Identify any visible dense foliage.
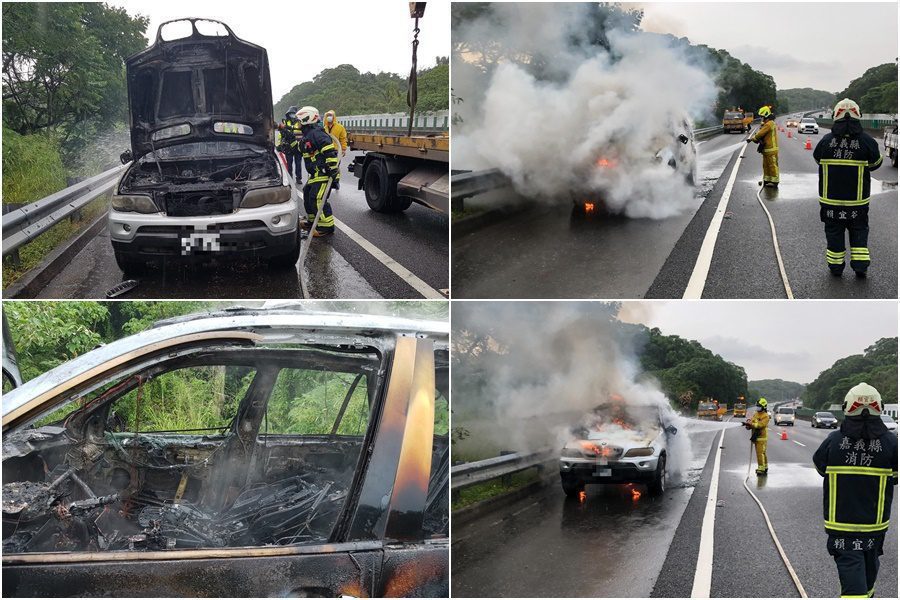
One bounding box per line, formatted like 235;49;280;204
273;59;449;120
803;338;897;409
776;88;836;114
747;379;806;404
1;126;67;204
837;63;898;114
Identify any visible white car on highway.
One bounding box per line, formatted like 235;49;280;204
774;406;796;426
881;414;898;433
798;117;819;135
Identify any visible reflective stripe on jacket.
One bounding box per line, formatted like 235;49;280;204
813;129;882;206
749;409;769;440
752;119;778;153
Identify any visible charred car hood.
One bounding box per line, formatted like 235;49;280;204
125;19;274;158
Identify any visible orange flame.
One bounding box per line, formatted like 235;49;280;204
578;490;586;503
596;158;616;168
584;202;596;213
632;488;642;500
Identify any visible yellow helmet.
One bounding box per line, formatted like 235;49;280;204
758;106;772;118
757;397;768;408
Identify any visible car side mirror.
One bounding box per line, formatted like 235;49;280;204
666;425;678;436
120;149;133;165
678;134;689;145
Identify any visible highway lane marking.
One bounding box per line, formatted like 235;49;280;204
690;428;725;598
511;501;540;517
332;217;446;299
683;135;750;298
792;440;806;447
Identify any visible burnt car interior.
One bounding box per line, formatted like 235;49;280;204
3;344;450;555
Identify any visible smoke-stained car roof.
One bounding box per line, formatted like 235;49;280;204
2;310;447;432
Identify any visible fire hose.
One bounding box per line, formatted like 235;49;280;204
747;128;794;299
742;433;808;597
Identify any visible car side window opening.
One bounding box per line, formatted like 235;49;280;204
2;346;386;555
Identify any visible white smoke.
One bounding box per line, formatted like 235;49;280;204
453;3;718;219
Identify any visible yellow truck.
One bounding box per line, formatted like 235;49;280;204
733;402;747;417
697;401;719;420
723;110;753;134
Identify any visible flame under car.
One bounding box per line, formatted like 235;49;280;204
559;403;677;498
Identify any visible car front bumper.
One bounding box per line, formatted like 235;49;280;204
109;202;299;259
559;456;660;484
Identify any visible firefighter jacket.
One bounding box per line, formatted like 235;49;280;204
813;416;898;537
323;111;348;153
300;124;339;179
749;409;769;440
751;119;778;153
813;119;883;207
278;117;301;152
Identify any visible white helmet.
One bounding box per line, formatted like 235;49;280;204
842;382;882;417
833;98;861;121
296;106;320;126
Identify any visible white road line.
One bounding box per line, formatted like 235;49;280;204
792;440;806;447
332;217;446;299
512;501;539;517
690;428;726;598
683;139;750;298
490;519;503;527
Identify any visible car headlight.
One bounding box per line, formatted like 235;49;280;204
561;447;581;458
240;185;291;208
623;447;655;457
111;194;158;213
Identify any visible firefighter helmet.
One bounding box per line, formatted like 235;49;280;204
833;98;862;121
285;105;298;119
757;398;768;408
758;106;772;118
296;106;320;126
842;382;882;417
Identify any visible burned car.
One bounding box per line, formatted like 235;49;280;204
559;402;677;498
110;19;299;275
2;308;449;597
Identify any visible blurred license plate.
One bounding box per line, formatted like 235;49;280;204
594;468;612;477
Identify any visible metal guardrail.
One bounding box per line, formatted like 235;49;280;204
693;125;724;139
450;449;555;492
2;165;126;257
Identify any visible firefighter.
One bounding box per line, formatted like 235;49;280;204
747;106;779;187
323;110;348;190
296;106;339;237
742;397;770;475
813;98;883;278
813;383;897;599
276;106;304;183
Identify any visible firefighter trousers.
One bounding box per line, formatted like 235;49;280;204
828;535;883;597
762;150;779;184
822;208;869;273
754;438;767;473
286;150;304;182
303;176;335;232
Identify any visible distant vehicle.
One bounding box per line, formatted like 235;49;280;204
884;124;898;168
697;401;721;421
723;110;752;133
812;411;838;429
786;118;799;128
774;406;796;426
733;403;747;418
798;117;819;135
881;414;898;433
559;403;678;498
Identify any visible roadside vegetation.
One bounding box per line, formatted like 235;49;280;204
837;63;898;114
803;337;897;410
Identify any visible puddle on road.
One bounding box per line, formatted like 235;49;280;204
740;172;898;200
724;462;823;488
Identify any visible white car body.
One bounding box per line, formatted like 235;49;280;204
798;118;819;134
774;407;796;426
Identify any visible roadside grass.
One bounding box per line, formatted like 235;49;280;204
2;126;67;204
452;468;542;511
2;196;108;288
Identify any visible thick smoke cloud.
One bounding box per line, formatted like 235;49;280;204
453;3;718;219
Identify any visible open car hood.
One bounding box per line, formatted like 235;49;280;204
125;19;274;158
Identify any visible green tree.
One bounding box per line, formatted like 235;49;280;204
776;88;836;113
837;63;898;113
803;338;898;409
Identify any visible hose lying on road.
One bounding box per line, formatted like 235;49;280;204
755;183;794;299
743;441;808;597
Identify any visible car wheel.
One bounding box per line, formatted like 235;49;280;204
114;251;147;276
268;233;301;270
648;455;666;497
561;475;585;498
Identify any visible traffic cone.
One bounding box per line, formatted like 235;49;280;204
787;130;792;139
805;138;812;150
781;429;788;440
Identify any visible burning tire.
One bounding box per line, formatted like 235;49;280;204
647;454;666;497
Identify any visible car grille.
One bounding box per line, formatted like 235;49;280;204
138;221;266;234
579;445;623;459
165;191;235;217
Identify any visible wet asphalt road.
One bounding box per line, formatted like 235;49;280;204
451;423;721;597
28;151;448;299
452;121;897;299
452;415;898;597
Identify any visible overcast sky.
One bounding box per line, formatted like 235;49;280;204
633;1;897;92
618;301;898;382
112;0;450;102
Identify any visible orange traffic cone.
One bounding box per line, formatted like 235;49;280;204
787;130;792;139
781;429;788;440
805;138;812;150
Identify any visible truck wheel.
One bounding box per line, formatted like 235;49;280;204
891;149;897;168
114;251;147;276
648;455;666;497
364;159;407;213
268;233;300;270
561;476;585;498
